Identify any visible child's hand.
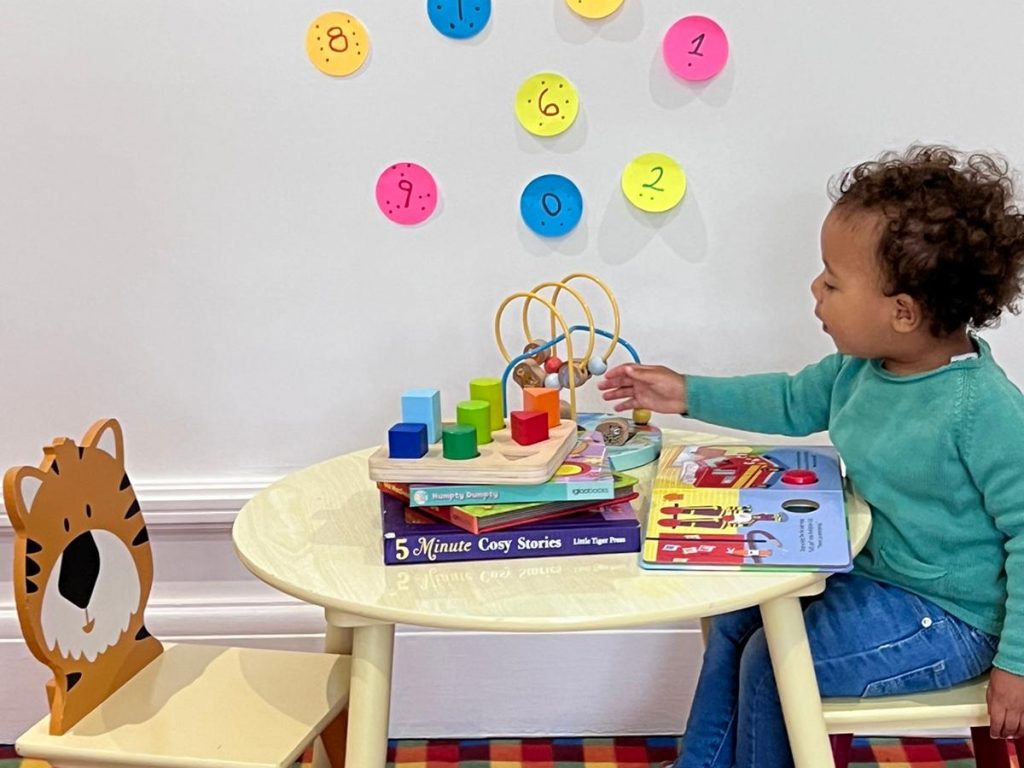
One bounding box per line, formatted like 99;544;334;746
597;363;687;415
988;667;1024;738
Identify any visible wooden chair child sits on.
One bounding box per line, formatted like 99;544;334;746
4;418;350;768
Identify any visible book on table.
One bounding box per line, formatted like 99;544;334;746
403;430;615;507
380;491;642;565
378;471;638;534
641;444;852;572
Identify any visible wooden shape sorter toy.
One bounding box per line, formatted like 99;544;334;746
368;419;579;484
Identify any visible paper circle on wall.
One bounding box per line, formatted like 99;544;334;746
427;0;491;38
621;153;686;213
566;0;624;20
306;11;371;77
376;163;438;225
520;174;583;237
662;15;728;82
515;73;579;137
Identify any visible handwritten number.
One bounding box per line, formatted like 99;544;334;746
327;26;349;52
398;180;413;208
537;88;560;117
642;166;665;192
542;193;562;217
689;33;705;56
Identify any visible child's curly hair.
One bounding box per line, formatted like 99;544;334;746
830;145;1024;336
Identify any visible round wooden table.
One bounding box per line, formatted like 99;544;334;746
233;430;872;768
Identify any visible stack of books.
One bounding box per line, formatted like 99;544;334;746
377;431;643;564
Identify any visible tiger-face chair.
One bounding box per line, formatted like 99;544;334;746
4;418;162;735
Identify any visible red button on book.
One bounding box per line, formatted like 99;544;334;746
781;469;817;485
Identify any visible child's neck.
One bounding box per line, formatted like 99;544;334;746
882;328;975;375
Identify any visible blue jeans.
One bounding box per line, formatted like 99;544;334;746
676;573;999;768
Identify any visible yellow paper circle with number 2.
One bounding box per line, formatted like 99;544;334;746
621;152;686;213
306;11;371;77
515;73;579;137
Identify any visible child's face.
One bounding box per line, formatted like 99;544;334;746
811;207;901;358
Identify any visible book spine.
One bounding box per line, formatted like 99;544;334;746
383;522;640;565
408;478;614;507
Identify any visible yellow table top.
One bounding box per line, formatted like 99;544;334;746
232;430;872;631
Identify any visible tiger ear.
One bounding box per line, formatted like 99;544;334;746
81;418;125;467
3;466;48;530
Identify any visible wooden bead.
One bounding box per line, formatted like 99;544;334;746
633;408;652;426
587;358;608;375
595;417;631;447
524;339;551;364
544;356;562;374
512;360;546;389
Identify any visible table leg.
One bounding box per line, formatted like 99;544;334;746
759;593;833;768
345;623;396;768
313;624;356;767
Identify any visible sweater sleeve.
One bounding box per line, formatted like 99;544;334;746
684;354;844;436
962;378;1024;675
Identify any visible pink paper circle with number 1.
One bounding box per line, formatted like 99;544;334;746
663;15;728;82
376;162;438;225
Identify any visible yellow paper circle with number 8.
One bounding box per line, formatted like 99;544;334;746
621;152;686;213
306;11;371;77
515;73;580;137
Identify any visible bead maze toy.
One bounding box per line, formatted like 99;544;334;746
367;273;661;485
494;272;662;471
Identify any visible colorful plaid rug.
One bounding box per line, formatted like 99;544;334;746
0;736;1015;766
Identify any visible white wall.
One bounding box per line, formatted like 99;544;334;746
2;0;1023;739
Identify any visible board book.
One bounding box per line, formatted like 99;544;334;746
403;431;614;507
379;471;638;534
381;492;641;565
641;444;851;572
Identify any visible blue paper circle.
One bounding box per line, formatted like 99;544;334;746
520;175;583;238
427;0;491;39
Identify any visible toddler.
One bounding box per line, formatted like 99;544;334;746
599;146;1024;767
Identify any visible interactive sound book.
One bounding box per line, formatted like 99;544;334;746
642;444;851;572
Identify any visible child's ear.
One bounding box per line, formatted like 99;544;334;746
890;294;923;334
3;466;48;531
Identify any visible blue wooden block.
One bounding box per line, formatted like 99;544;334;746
388;423;429;459
401;388;442;443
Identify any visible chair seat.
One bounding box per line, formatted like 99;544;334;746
17;643;351;768
823;675;990;733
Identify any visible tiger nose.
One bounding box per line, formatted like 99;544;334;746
59;531;101;610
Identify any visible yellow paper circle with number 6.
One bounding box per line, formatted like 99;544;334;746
515;72;579;137
566;0;624;19
306;11;371;77
621;152;686;213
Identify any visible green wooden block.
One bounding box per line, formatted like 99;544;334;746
456;399;492;445
442;424;479;460
470;377;505;430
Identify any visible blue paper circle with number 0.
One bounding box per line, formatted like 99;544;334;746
427;0;491;39
520;174;583;238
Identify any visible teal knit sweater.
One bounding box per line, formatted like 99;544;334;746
685;337;1024;674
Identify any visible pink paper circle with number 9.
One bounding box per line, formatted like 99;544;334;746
663;15;728;82
376;162;438;225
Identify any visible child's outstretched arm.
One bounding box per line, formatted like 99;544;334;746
600;355;844;437
597;364;686;414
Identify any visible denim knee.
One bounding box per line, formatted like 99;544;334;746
708;606;763;647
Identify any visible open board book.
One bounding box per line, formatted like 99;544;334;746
641;444;852;572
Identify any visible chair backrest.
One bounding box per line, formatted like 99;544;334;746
3;418;164;735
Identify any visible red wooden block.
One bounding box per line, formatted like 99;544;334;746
510;410;549;446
